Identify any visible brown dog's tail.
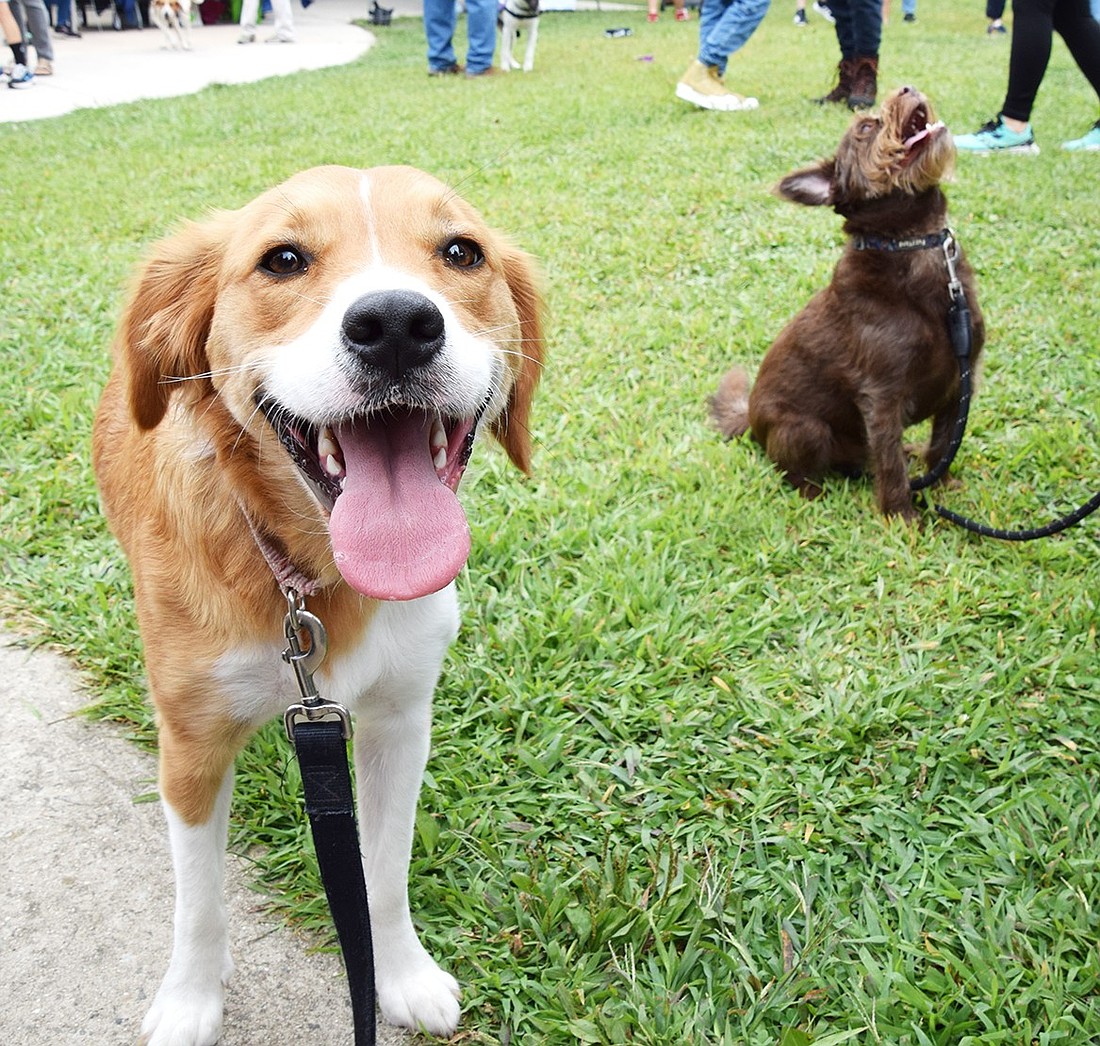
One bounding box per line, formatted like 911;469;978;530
709;367;751;440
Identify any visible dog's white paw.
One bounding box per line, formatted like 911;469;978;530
377;950;461;1037
139;955;233;1046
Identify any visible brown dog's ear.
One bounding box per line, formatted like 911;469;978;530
118;216;226;430
775;160;836;207
490;243;545;474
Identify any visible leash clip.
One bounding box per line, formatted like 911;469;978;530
942;230;963;300
281;589;352;741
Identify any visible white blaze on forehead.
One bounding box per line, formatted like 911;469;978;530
360;171;382;267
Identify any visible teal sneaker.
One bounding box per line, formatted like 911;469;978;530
1062;119;1100;152
954;116;1039;155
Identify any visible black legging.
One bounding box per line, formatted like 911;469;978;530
1001;0;1100;121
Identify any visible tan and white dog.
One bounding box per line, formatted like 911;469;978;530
149;0;202;50
499;0;540;72
92;165;543;1045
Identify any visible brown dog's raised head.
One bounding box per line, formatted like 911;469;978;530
776;86;953;210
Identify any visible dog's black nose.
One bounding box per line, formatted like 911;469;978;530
341;290;446;378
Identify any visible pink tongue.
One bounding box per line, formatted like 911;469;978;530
329;412;471;601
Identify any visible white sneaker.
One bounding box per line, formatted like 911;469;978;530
7;63;34;89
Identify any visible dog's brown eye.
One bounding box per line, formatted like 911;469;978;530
260;246;309;277
442;238;484;270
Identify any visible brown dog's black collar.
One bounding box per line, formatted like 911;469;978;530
852;229;951;252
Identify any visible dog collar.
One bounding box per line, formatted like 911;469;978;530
852;229;951;252
503;3;539;16
239;503;325;597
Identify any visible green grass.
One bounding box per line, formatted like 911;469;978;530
3;2;1099;1041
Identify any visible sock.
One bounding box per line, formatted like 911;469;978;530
10;41;27;66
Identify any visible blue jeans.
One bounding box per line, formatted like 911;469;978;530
697;0;770;75
424;0;497;74
902;0;916;14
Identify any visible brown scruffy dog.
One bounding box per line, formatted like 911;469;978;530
710;86;985;519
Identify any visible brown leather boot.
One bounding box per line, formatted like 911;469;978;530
847;55;878;110
814;58;855;105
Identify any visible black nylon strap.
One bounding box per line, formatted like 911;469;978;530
853;229;951;252
294;720;376;1046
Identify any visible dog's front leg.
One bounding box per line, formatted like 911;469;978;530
141;768;235;1046
353;595;462;1036
863;399;918;519
499;17;513;71
523;21;538;71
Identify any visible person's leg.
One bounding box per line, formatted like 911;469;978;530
677;0;762;109
423;0;458;71
2;0;34;83
1001;0;1054;123
697;0;769;76
848;0;881;55
238;0;259;41
464;0;497;73
829;0;854;56
954;0;1046;151
20;0;54;61
1052;0;1100;98
1;0;27;56
268;0;294;41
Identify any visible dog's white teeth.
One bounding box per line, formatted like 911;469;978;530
430;418;448;453
318;426;339;460
324;454;343;478
433;447;448;471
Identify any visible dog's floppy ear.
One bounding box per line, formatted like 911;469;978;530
491;243;545;474
775;160;836;207
117;216;227;430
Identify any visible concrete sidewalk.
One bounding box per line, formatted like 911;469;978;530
0;0;413;123
0;631;412;1045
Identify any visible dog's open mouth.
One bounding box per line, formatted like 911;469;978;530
900;102;945;163
257;398;479;601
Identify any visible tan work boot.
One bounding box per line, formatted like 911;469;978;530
676;59;759;112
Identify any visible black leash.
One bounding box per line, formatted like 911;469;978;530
934;489;1100;541
904;231;974;494
881;232;1100;541
282;591;377;1046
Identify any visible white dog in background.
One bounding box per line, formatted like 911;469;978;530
150;0;202;49
499;0;540;72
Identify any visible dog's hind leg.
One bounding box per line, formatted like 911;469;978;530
763;419;834;499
